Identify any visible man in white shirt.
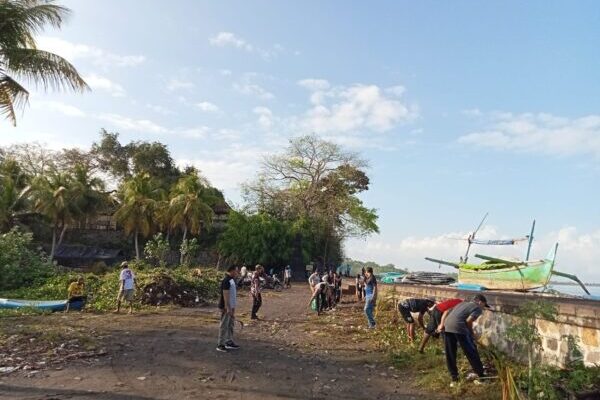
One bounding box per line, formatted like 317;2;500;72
116;261;137;314
308;271;321;294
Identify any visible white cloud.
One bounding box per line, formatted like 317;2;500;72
84;74;126;97
195;101;220;113
177;126;210;139
146;104;175;115
220;69;232;76
34;100;86;117
167;79;195;91
297;78;330;91
385;85;406;97
209;32;253;52
97;113;167;134
458;112;600;157
253;106;273;129
233;82;274;100
300;83;418;134
37;37;145;68
347;226;600;282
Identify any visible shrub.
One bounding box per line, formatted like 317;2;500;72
0;228;55;291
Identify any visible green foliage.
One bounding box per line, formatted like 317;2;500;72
218;210;293;268
180;238;200;267
0;264;221;312
0;0;88;125
344;258;405;276
144;233;169;267
0;228;54;291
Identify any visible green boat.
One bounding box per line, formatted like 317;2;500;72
427;243;590;294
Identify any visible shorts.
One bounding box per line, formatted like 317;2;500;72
398;302;415;323
425;307;442;337
119;289;135;302
68;295;86;303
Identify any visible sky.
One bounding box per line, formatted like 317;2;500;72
3;1;600;281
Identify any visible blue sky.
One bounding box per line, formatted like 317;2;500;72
3;1;600;280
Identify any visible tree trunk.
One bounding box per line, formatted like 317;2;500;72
216;253;221;270
49;223;57;261
57;224;68;249
180;226;188;264
135;229;140;260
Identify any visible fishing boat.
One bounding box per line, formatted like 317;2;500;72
0;298;84;312
425;216;591;294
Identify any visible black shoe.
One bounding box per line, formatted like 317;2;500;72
251;316;259;320
216;345;228;353
225;342;240;350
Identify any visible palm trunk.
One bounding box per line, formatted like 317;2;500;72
57;224;68;249
135;229;140;260
49;222;58;260
180;226;188;264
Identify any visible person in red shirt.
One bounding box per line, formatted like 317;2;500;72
419;298;463;353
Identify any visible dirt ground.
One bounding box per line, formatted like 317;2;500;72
0;286;448;400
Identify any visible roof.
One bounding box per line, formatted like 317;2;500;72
54;245;124;260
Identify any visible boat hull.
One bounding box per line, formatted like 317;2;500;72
0;298;84;312
458;260;553;291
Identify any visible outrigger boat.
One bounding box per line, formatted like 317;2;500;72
425;216;591;294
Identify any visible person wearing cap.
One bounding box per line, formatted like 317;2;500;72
65;275;86;312
115;261;137;314
397;297;436;342
418;298;463;353
442;294;490;385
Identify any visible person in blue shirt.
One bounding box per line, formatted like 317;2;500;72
363;267;378;328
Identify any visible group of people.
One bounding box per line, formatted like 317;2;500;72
367;284;491;385
65;261;138;313
307;269;343;315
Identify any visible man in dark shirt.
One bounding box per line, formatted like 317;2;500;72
419;298;463;353
217;266;239;353
397;297;435;342
443;294;490;385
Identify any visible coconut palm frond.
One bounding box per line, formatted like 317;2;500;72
0;73;28;125
2;48;88;92
0;1;70;49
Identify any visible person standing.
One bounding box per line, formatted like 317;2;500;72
116;262;136;314
363;267;377;329
250;265;264;320
397;297;436;342
333;271;342;304
284;265;292;288
217;265;240;353
355;274;364;302
65;275;86;312
419;298;463;353
308;270;321;294
443;294;490;385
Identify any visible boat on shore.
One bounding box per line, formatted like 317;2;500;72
0;298;84;312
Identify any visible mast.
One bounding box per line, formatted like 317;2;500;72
525;219;535;261
464;212;488;263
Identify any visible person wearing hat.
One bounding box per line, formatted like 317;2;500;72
442;294;491;386
397;297;436;342
115;261;137;314
65;275;86;312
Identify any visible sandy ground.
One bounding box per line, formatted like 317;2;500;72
0;286;448;400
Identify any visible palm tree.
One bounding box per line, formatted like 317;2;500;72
114;173;164;260
169;174;215;264
0;157;30;231
70;163;108;228
1;0;88;125
30;170;76;260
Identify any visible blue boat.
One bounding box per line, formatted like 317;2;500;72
0;298;84;312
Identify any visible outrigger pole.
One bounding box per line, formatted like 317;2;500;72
464;212;488;263
525;220;536;261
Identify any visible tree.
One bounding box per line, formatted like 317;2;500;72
243;135;379;270
114;173;164;260
0;0;88;125
69;163;108;228
30;170;77;260
168;173;215;263
0;157;30;231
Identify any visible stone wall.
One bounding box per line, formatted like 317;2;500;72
377;283;600;367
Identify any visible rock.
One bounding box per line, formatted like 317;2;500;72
136;376;146;381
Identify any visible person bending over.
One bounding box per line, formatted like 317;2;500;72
397;297;435;342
